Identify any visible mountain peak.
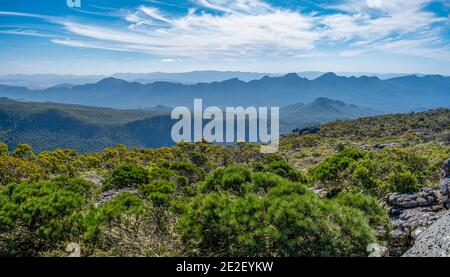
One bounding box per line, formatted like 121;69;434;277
313;97;335;104
316;72;338;80
97;77;129;85
221;77;243;84
283;73;301;79
309;97;349;109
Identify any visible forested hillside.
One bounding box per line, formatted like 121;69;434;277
0;97;376;152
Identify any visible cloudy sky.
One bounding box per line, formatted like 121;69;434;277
0;0;449;75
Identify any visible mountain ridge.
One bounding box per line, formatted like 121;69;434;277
1;72;449;112
0;97;378;152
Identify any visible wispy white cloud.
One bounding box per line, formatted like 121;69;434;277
51;38;137;53
1;0;449;62
139;6;171;23
0;29;57;38
195;0;273;14
162;58;182;62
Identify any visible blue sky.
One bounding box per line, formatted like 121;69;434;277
0;0;449;75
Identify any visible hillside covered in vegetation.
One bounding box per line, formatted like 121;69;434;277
0;108;449;257
0;97;377;152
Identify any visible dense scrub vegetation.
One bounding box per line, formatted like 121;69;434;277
0;108;448;257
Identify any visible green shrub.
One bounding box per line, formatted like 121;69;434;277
266;182;307;198
0;142;7;156
265;160;306;182
179;192;376;257
0;155;45;186
331;193;389;226
252;172;307;196
293;134;320;148
0;177;93;256
84;193;144;242
252;172;288;192
178;193;271;256
387;171;419;193
348;149;432;195
104;164;150;191
352;164;378;191
189;152;208;167
159;161;205;183
12;144;34;159
139;180;176;208
202;166;252;193
310;149;366;182
267;195;376;257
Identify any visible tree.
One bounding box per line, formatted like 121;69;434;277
12;144;34;160
0;177;93;256
0;142;8;156
104;164;151;191
0;155;45;186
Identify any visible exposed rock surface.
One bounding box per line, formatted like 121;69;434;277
441;134;450;146
309;186;327;198
403;211;450;257
383;188;446;255
441;159;450;208
385;158;450;256
367;243;389;257
373;143;400;151
80;171;104;186
293;126;320;135
385;188;443;211
95;188;139;207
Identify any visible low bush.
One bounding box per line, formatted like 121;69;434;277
0;177;93;256
178;192;377;257
104;164;150;191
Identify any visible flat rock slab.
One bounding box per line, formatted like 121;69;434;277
403;211;450;257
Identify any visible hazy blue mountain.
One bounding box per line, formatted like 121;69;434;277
111;71;279;84
1;71;438;90
0;74;105;89
280;97;379;132
0;71;278;89
1;72;449;112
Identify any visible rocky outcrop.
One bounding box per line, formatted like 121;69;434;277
440;159;450;209
385;158;450;256
441;134;450;146
95;188;139;207
373;143;400;151
80;171;104;187
293;126;320;135
403;211;450;257
383;188;446;255
385;188;443;212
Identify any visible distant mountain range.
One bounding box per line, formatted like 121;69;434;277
0;71;435;89
1;73;449;112
0;97;376;152
0;71;279;89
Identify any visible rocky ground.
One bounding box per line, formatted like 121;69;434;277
95;188;140;207
383;158;450;256
403;211;450;257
